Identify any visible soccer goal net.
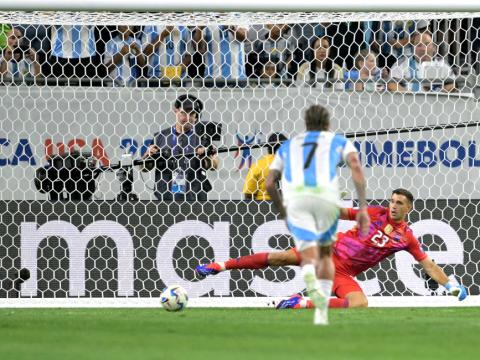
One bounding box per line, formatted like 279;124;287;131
0;2;479;307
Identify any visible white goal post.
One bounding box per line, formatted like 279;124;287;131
0;1;479;308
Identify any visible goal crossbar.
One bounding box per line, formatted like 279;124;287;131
1;0;480;13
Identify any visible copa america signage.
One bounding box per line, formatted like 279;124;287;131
10;201;469;298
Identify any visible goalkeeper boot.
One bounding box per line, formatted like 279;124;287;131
196;263;222;277
276;294;303;309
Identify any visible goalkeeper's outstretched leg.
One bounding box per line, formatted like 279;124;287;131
195;248;368;309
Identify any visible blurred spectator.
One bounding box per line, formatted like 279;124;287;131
104;26;146;86
291;23;326;52
15;25;49;54
196;25;248;80
142;25;192;80
243;132;287;200
255;56;285;88
0;28;41;81
5;27;23;49
252;24;296;79
290;23;326;72
260;58;279;79
388;32;455;92
327;22;364;69
244;25;269;77
370;20;429;69
471;18;480;75
345;49;385;92
296;36;343;88
50;25;100;79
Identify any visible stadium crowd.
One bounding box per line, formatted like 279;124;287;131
0;20;478;92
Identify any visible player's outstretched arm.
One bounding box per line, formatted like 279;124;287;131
419;257;468;301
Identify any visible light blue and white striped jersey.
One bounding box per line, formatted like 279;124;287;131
142;26;191;78
203;26;247;79
0;56;31;80
51;25;96;59
104;36;142;87
270;131;357;202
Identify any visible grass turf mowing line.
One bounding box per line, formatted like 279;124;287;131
0;308;478;360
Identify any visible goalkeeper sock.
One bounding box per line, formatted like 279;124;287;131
224;252;269;270
329;298;349;308
302;298;349;309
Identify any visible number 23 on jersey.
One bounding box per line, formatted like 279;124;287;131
370;230;390;247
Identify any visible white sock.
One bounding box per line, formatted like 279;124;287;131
317;279;333;302
301;264;317;291
217;262;226;271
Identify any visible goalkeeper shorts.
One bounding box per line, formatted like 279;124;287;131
332;271;364;298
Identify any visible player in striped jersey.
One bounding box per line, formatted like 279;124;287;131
0;28;41;80
51;25;96;60
197;26;248;80
267;104;369;325
104;26;146;86
142;26;192;80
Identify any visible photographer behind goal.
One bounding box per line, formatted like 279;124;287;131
141;94;219;201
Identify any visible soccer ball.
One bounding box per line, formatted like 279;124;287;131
160;285;189;311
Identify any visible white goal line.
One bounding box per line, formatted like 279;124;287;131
0;296;479;308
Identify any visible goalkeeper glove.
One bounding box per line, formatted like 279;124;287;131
444;282;468;301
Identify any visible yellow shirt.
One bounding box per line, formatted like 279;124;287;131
242;154;274;201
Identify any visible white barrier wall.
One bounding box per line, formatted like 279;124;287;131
1;86;479;200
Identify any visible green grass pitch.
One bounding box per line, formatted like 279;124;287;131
0;307;478;360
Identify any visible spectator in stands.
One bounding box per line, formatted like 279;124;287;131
104;25;146;86
296;36;343;89
195;25;248;81
254;55;285;88
243;132;287;200
244;25;269;77
388;32;455;92
345;49;385;92
0;28;41;81
253;24;296;79
14;24;49;75
290;23;327;77
374;20;429;69
49;25;100;80
330;22;365;69
5;27;22;49
142;25;193;81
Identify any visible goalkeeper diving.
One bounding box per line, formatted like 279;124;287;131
196;188;468;308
